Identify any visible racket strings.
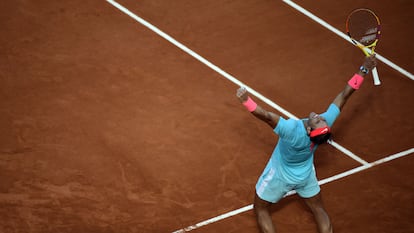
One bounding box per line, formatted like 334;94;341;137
347;10;380;46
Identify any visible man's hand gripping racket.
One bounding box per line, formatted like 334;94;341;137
346;8;381;85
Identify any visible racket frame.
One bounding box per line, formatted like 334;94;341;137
346;8;381;85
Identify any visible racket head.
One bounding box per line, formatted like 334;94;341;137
346;8;381;48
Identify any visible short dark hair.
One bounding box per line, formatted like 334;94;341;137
310;132;332;145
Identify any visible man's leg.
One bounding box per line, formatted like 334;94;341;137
303;192;333;233
253;193;276;233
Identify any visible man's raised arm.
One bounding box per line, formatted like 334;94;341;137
332;55;377;111
236;87;280;129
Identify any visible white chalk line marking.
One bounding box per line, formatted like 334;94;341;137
105;0;368;165
282;0;414;81
328;140;368;165
104;1;413;232
172;148;414;233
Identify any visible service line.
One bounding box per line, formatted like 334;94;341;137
104;1;414;232
172;147;414;232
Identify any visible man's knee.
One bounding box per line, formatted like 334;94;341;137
254;193;271;206
254;194;272;214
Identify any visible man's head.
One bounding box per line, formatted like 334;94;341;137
307;112;331;144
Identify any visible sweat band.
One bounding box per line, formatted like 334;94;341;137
310;126;330;138
243;96;257;112
348;73;364;90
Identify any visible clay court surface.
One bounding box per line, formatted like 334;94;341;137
1;0;413;232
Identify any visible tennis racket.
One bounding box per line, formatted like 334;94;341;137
346;8;381;85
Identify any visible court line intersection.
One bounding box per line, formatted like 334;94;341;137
105;1;414;232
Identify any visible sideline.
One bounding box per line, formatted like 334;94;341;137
282;0;414;81
104;1;414;232
105;0;368;165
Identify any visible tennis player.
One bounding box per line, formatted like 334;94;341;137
237;55;376;233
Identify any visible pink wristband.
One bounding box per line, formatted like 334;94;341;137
243;96;258;112
348;73;364;89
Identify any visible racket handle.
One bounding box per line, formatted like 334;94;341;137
372;67;381;86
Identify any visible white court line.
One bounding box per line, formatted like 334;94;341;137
172;148;414;232
328;140;368;165
282;0;414;81
104;1;413;232
105;0;369;165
